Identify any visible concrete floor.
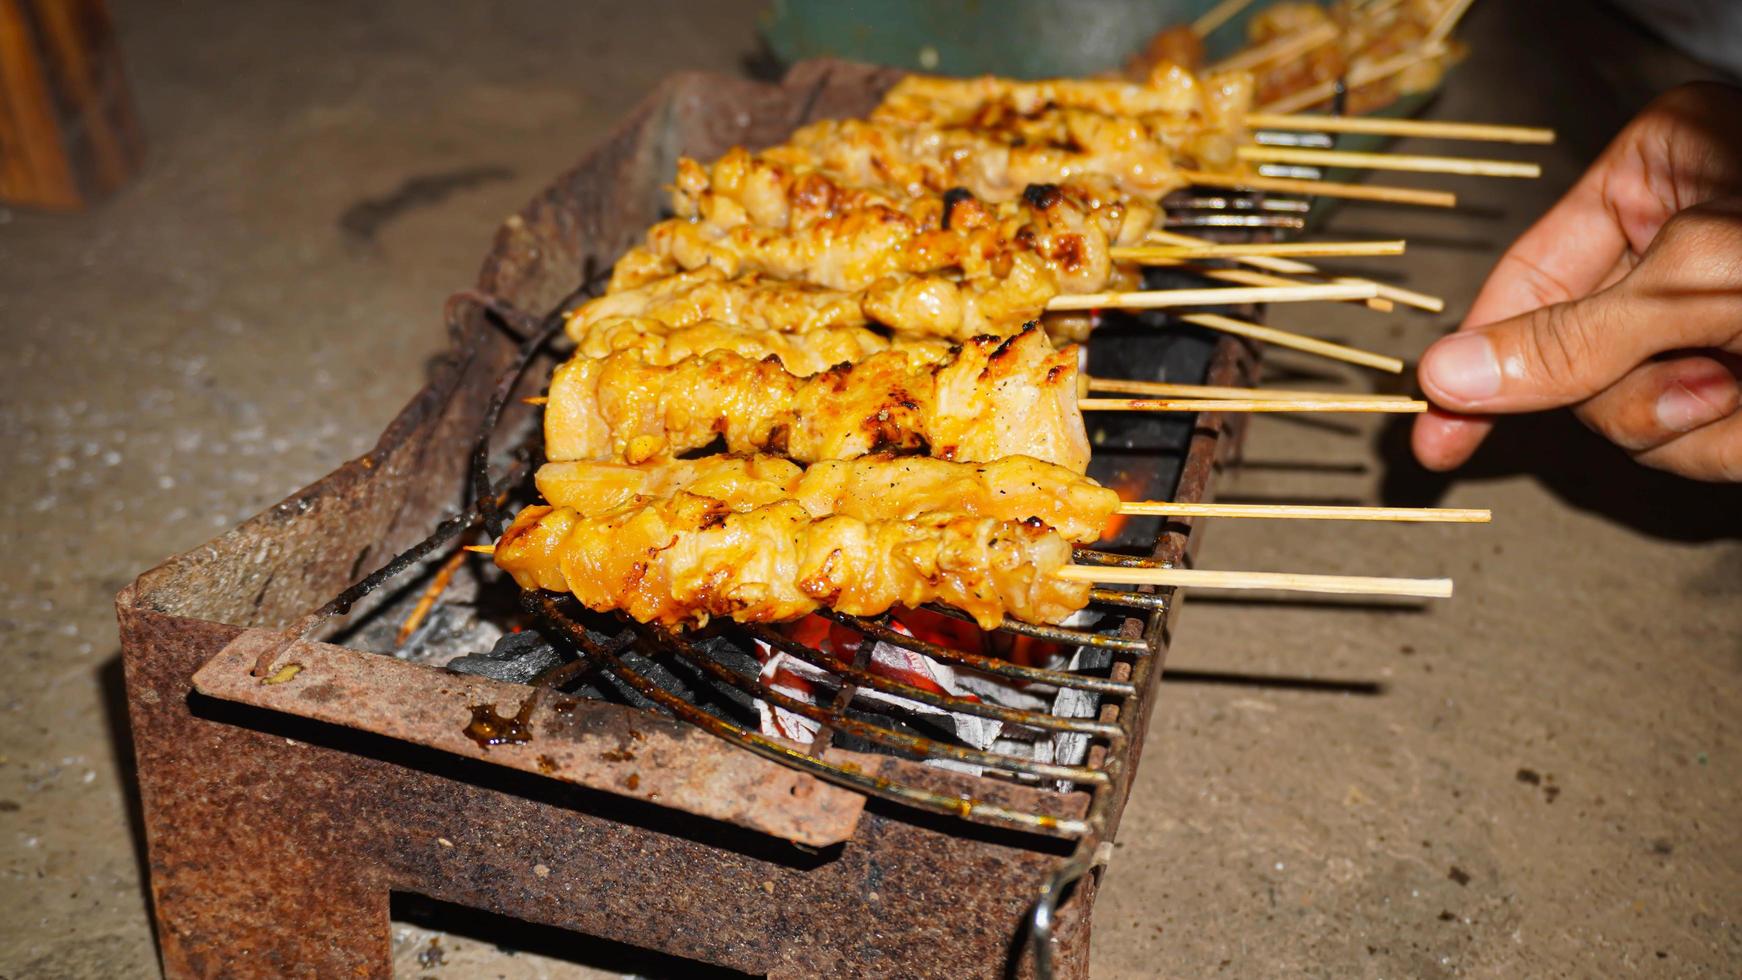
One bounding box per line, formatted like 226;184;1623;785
0;1;1736;977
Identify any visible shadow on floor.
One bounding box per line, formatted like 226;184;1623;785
1375;410;1742;543
97;652;160;962
393;892;756;979
1161;668;1385;696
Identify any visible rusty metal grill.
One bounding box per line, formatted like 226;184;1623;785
121;62;1305;979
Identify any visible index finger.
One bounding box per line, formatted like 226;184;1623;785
1463;172;1631;330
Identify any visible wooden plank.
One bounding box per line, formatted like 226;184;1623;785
0;0;80;208
0;0;141;209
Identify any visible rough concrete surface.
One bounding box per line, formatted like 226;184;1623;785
0;2;1736;978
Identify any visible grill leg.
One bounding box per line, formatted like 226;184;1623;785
151;854;390;979
120;614;394;978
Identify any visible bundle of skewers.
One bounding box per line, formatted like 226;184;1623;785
1131;0;1482;116
469;45;1550;643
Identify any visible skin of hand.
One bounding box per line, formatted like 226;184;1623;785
1412;82;1742;482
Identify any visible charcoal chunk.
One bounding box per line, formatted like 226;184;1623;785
446;629;564;684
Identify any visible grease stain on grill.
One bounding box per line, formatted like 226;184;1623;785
463;700;535;748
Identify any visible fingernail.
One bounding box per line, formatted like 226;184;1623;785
1424;332;1502;401
1655;381;1728;433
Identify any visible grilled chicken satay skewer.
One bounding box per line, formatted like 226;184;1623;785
541;326;1422;473
870;71;1544;183
480;498;1450;633
655;159;1422;364
673;143;1415;297
488;500;1091;629
674;142;1425;315
865;93;1528;203
580;267;1405;373
567;313;1407;403
628;176;1159;296
530;378;1419;427
676;143;1415;316
786;109;1456;208
531;453;1491;532
545;325;1093;471
676;143;1411;264
1163;0;1485;117
618;186;1397;349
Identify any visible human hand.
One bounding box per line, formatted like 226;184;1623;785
1412;82;1742;482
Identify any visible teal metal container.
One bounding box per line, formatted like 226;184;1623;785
761;0;1265;79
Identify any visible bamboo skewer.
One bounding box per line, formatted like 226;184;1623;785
1246;112;1555;145
1107;261;1396;313
1259;43;1449;115
395;548;469;646
1110;239;1406;262
1047;281;1377;311
1209;21;1339;74
530;392;1424;413
1327;276;1443;315
1196;267;1393;312
1237;144;1542;179
462;545;1452;599
1083;377;1415;402
1191;0;1257;38
524;394;1427;412
1181;169;1458;208
1144;228;1444;313
1079;396;1424;414
1178;312;1405;374
1056;564;1453;599
530;380;1415;408
1423;0;1477;48
519;393;1414;416
466;496;1486;534
524;393;1421;414
1116;501;1490;523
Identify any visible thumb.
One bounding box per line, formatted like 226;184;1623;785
1419;203;1742;414
1416;293;1630;413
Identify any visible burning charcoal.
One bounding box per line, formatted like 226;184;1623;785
749;622;1005;754
445;629;564;684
